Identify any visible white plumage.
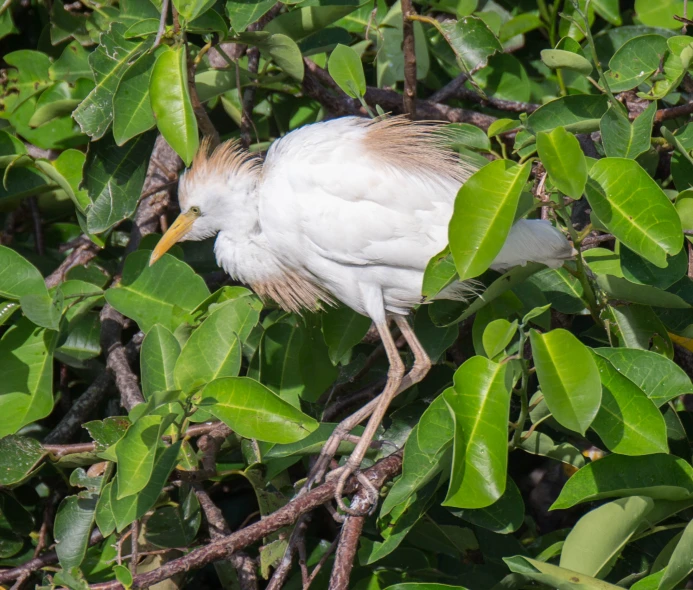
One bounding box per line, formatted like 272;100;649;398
151;116;573;513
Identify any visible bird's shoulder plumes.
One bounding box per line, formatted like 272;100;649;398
361;116;476;184
251;270;335;315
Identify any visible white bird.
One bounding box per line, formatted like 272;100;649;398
150;116;573;514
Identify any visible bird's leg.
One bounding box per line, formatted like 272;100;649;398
302;316;432;515
331;319;405;515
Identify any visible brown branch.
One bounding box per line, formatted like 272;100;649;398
100;305;144;411
153;0;169;47
89;452;403;590
0;530;104;584
428;73;467;103
400;0;417;118
265;515;310;590
655;101;693;122
302;60;497;130
241;46;260;148
328;493;369;590
45;238;100;289
130;521;140;576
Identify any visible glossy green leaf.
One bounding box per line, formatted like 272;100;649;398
610;304;673;354
443;357;510;509
603;34;668;91
328;43;366;98
105;251;210;333
175;304;246;393
73;24;149;139
259;322;305;406
593;347;692;406
85;131;156;234
552;453;693;509
597;274;690;309
528;267;585;314
54;493;98;570
0;319;57;438
540;49;592;75
504;556;625;590
527;95;609;134
265;0;362;41
586;158;683;267
600;102;656;159
321;305;371;364
482;318;517;359
0;245;48;301
0;435;45;486
263;34;304;81
438;16;502;74
145;483;201;548
226;0;277;33
536;126;587;198
658;519;693;590
109;442;181;532
113;50;159;146
173;0;216;21
620;244;687;290
530;329;601;435
4;50;52;110
381;393;453;517
452;478;524;534
518;431;584;468
561;496;653;578
591;354;668;455
141;325;181;399
634;0;684;29
150;46;199;166
115;415;162;499
422;247;457;299
449;160;531;280
199;377;319;443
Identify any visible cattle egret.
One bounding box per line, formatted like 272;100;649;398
150;116;573;514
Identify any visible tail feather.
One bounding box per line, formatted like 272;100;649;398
490;219;575;273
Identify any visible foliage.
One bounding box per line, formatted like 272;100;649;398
1;0;693;589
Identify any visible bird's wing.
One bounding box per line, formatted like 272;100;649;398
259;117;467;272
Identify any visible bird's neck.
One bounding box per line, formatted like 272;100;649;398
213;196;286;286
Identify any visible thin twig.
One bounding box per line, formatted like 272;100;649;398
27;196;44;255
153;0;169;47
400;0;417;118
129;521;139;576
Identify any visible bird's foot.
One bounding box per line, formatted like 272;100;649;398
327;458;380;520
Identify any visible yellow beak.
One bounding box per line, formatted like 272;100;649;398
149;210;198;266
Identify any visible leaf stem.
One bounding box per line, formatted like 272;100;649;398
511;329;530;448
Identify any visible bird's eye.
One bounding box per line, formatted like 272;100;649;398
190;206;201;216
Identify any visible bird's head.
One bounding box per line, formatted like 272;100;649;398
149;138;261;266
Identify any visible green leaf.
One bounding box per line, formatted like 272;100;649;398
199;377;319;443
634;0;684;29
73;24;150;139
115;415;162;499
540;49;593;75
603;34;668;91
150;46;199;166
113;50;159;146
175;307;243;393
145;484;201;548
265;0;362;41
658;519;693;590
536;126;587;198
446;123;492;152
518;431;584;468
84;131;157;234
226;0;277;33
0;435;46;486
590;354;668;456
4;50;52;111
258;322;305;406
504;556;625;590
54;494;98;570
0;319;57;438
109;442;181;532
422;247;457;300
528;267;585;314
482;318;517;359
529;329;601;435
452;478;524;534
597;274;690;309
600;102;656;159
438;16;502;74
141;325;181;399
321;305;371;364
593;347;692;406
442;357;510;509
0;245;48;300
527;94;609;134
610;304;673;353
263;34;304;82
561;496;654;578
105;251;210;333
552;453;693;509
328;44;366;98
449;159;531;281
620;244;687;290
381;393;453;517
586;158;683;267
592;0;621;25
172;0;216;21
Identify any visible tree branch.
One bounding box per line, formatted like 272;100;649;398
400;0;417;118
89;452;403;590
